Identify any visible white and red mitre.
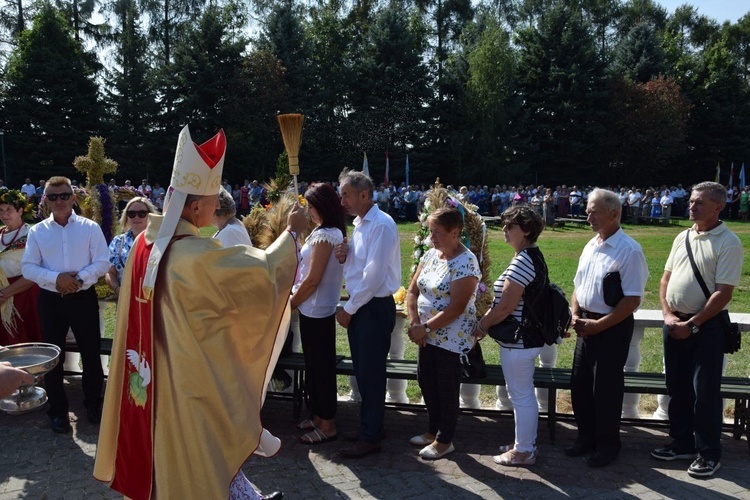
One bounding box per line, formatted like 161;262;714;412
142;126;226;297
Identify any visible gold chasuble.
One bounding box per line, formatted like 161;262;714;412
94;215;297;499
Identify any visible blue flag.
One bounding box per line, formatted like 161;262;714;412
740;163;746;189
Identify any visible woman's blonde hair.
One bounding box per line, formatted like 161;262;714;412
119;196;157;231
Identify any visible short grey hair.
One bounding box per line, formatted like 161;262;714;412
215;187;237;217
691;181;726;208
587;188;621;216
339;168;374;198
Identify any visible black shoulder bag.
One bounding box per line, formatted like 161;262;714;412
684;234;741;354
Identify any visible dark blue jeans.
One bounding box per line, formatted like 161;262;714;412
664;314;724;461
347;296;396;443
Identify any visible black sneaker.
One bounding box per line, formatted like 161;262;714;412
50;415;71;434
688;457;721;478
650;444;696;461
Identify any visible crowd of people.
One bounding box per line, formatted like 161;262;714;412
0;146;745;496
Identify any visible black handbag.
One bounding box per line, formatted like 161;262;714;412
460;341;487;379
603;271;624;308
684;235;741;354
488;316;521;344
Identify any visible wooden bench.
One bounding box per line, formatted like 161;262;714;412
554;217;588;228
274;354;750;449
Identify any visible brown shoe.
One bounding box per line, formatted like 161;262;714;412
343;429;386;442
339;441;381;458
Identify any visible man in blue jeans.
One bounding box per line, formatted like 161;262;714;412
335;169;400;458
651;181;743;478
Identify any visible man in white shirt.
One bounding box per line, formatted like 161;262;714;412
628;188;642;225
21;176;110;434
570;186;583;216
566;188;648;468
21;177;36;201
335;169;400;458
660;189;674;226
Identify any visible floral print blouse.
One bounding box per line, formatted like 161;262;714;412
416;246;481;354
108;229;135;285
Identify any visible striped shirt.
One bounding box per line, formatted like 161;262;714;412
493;249;536;348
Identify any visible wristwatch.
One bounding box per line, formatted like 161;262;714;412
74;274;84;286
687;320;700;334
423;324;432;333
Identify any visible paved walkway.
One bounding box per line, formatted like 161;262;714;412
1;376;749;499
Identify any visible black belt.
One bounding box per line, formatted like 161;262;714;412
40;287;96;299
581;310;605;320
673;311;693;321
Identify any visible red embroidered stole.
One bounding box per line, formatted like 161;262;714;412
110;235;156;500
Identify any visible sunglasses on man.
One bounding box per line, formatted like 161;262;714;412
46;193;73;201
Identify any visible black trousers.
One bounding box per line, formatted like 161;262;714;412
299;312;338;420
418;343;461;444
571;314;634;455
38;288;103;417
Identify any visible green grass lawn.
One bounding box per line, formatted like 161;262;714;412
103;219;750;412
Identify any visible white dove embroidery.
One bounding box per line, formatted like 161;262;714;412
126;349;151;387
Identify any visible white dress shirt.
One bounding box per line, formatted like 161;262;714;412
573;228;649;314
21;183;37;199
343;204;401;315
213;219;253;248
22;212;110;292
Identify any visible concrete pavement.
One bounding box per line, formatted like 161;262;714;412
1;376;749;499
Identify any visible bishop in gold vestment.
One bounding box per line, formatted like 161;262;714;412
94;126;305;499
94;215;298;498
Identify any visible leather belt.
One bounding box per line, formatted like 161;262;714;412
581;310;605;320
673;311;692;321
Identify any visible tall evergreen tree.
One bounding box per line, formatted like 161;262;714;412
231;48;287;181
160;3;248;178
610;22;666;83
0;3;103;184
461;11;520;183
260;0;310;114
102;0;159;182
302;1;357;178
348;3;431;185
515;1;608;184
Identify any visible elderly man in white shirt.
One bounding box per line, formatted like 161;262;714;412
566;188;648;468
21;176;110;434
335;169;401;459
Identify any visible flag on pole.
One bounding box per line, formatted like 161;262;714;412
405;154;410;188
729;162;734;188
362;152;369;177
384;150;390;187
740;163;746;189
715;162;720;183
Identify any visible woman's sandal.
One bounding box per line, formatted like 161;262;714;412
296;419;316;431
299;428;338;445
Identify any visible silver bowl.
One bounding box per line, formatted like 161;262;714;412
0;342;61;415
